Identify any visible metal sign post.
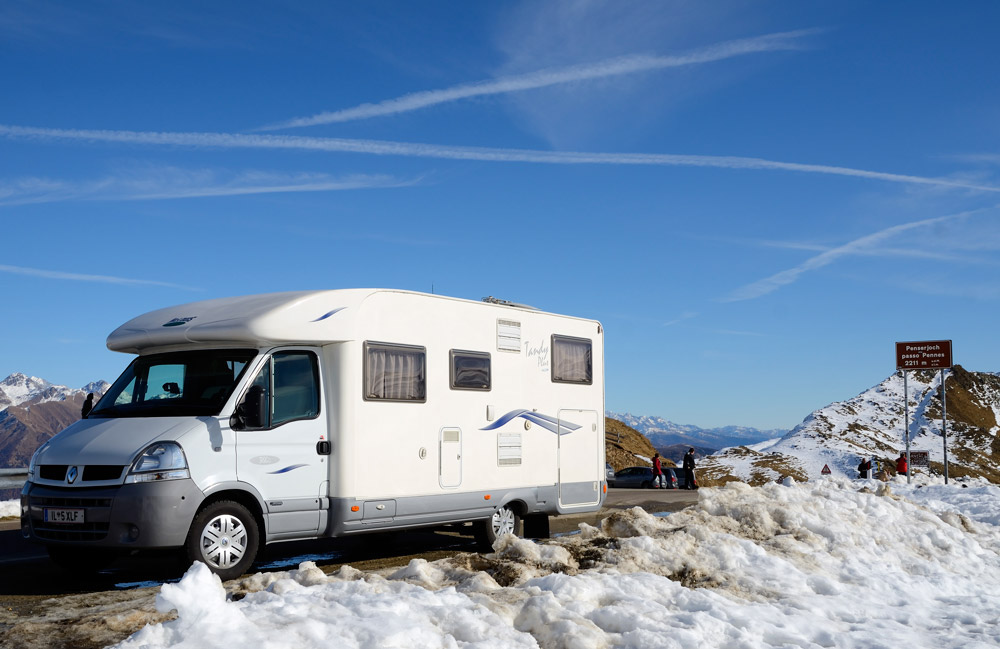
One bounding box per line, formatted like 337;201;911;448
894;340;953;486
942;369;949;484
903;370;911;485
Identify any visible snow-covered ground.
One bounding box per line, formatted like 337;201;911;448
0;498;18;518
27;475;980;649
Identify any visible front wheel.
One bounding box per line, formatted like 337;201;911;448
185;500;260;581
475;504;523;549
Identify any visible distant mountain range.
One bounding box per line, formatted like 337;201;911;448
605;412;787;452
699;365;1000;485
0;373;110;468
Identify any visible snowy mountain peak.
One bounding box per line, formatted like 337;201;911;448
0;373;107;413
82;380;112;396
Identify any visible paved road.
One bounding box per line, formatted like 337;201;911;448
0;487;698;595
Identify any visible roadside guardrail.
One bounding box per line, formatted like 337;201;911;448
0;468;28;491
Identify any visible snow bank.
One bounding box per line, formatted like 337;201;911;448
113;477;1000;649
0;499;18;518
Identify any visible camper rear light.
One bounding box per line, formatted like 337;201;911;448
125;442;190;484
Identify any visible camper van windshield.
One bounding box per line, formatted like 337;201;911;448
90;349;258;418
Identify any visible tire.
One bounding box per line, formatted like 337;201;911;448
640;480;651;489
185;500;260;581
475;503;523;549
47;546;118;574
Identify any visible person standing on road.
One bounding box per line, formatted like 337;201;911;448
896;452;908;477
683;448;697;489
652;453;664;489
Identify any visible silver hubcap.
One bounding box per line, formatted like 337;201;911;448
491;507;516;537
200;514;248;569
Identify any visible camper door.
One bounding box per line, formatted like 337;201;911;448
234;350;328;534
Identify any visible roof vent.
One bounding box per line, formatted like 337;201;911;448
481;296;539;311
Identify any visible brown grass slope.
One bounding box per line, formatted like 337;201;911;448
605;417;677;470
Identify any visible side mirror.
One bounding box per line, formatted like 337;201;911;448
233;385;268;430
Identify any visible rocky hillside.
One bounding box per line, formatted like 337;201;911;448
701;366;1000;486
605;417;666;470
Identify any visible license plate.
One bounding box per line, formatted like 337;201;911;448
44;508;85;524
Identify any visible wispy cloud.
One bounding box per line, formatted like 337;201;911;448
0;168;413;206
258;29;817;130
3;124;999;194
664;311;698;326
0;264;199;290
721;208;990;302
751;239;1000;265
713;328;766;337
948;154;1000;166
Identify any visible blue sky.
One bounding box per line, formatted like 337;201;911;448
2;1;998;430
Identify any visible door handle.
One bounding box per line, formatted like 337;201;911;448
316;441;331;455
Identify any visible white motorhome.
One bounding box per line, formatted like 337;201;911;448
22;289;606;579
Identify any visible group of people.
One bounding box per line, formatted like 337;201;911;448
857;453;909;480
652;449;698;489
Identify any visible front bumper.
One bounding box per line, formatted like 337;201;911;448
21;479;204;549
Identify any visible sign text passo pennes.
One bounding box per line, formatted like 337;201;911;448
895;340;953;370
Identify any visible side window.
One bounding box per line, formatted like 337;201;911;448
364;342;426;402
114;377;137;405
551;335;593;384
450;350;491;391
242;352;320;429
272;352;320;425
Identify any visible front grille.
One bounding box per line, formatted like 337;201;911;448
83;465;125;481
33;522;110;542
39;465;68;481
28;486;115;542
31;494;113;508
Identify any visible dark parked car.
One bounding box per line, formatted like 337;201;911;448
611;466;653;488
606;463;615;482
666;467;688;489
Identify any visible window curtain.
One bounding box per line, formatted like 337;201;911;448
366;346;426;400
553;338;592;383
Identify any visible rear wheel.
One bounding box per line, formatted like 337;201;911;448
475;504;523;549
640;480;651;489
185;500;260;581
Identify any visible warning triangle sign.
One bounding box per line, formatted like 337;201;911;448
821;464;832;475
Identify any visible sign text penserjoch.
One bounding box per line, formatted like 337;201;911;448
895;340;953;370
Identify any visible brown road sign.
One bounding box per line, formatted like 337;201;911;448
821;464;831;475
895;340;952;370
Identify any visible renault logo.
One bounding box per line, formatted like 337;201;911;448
67;466;79;484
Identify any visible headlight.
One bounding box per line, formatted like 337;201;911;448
125;442;190;484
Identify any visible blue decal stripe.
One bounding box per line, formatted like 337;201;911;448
481;410;582;435
480;409;531;431
312;307;346;322
267;464;308;474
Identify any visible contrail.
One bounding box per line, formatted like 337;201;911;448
2;124;998;193
0;264;198;290
0;172;412;206
721;209;989;302
259;29;818;130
